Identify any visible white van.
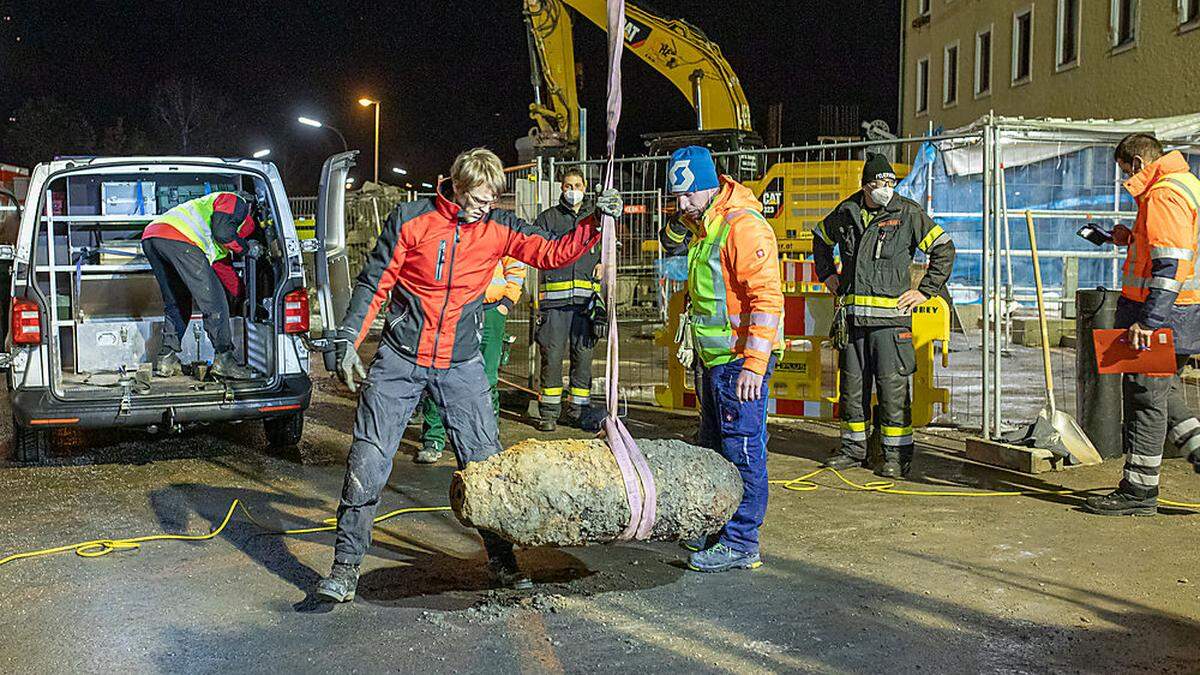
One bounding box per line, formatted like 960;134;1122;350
0;152;357;462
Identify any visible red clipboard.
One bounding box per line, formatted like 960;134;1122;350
1092;328;1177;375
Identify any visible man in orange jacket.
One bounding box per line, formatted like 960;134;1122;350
660;145;784;573
415;257;526;463
1087;134;1200;516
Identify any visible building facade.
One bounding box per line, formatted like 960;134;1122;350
900;0;1200;136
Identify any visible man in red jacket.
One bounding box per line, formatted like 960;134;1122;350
316;148;622;602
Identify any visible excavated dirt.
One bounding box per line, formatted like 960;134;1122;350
450;438;742;546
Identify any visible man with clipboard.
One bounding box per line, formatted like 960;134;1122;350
1085;134;1200;516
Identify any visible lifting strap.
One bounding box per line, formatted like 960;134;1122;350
600;0;657;541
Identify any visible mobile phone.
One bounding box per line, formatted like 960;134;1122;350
1076;223;1112;246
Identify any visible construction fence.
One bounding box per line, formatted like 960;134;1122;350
292;113;1200;437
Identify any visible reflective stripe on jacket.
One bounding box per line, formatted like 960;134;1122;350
813;189;955;328
1120;151;1200;330
142;192;255;263
679;176;784;375
485;256;527;310
534;200;601;308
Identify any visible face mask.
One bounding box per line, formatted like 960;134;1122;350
868;186;894;206
562;189;584;207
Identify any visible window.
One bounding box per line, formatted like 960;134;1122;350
1182;0;1200;29
916;56;930;115
1111;0;1138;49
943;41;959;106
1012;7;1033;84
975;27;993;96
1057;0;1081;69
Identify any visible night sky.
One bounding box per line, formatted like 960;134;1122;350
0;1;899;191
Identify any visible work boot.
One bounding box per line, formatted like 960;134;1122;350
211;351;256;380
687;543;762;573
876;460;903;479
488;553;533;591
822;453;867;471
1085;489;1158;517
537;417;557;433
414;443;443;464
315;562;360;603
153;351;183;378
680;533;715;553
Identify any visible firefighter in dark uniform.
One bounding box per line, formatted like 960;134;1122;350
813;153;955;478
534;167;602;431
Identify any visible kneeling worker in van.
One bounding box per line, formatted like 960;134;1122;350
141;191;259;380
316;148;623;602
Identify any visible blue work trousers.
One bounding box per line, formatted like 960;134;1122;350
697;356;775;554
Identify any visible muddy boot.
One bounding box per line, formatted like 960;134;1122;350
537;416;557;432
687;543;762;573
486;542;532;591
680;533;715;552
211;351;256;380
822;453;867;471
153;351;183;378
876;460;902;479
415;443;443;464
1085;490;1158;517
315;562;360;603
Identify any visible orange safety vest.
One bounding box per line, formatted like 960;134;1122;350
1121;152;1200;305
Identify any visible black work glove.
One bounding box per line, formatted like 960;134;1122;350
588;293;608;340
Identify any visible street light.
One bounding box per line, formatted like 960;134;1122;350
391;166;408;176
421;182;434;189
252;148;271;159
297;116;347;151
358;98;381;184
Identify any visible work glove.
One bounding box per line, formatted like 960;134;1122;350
335;335;367;392
675;311;695;370
587;292;609;340
595;188;623;219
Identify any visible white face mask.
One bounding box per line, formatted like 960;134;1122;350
562;188;584;207
868;186;894;207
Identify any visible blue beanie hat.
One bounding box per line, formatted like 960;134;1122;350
668;145;720;194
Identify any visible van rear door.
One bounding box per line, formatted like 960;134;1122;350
311;151;358;372
0;187;21;353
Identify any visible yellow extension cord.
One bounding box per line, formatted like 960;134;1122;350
1;468;1197;569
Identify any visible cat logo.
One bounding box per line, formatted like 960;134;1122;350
623;16;651;48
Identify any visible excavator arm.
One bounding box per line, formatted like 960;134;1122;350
523;0;753;156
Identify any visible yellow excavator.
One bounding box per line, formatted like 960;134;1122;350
519;0;760;165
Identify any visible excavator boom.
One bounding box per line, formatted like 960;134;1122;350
522;0;753;158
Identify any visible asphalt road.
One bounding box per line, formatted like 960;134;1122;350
2;373;1199;674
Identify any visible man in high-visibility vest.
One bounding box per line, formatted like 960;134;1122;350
533;167;602;431
813;153;955;478
660;145;784;573
1086;134;1200;516
415;256;526;463
140;191;259;380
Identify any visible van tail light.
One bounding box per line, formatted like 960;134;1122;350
283;290;309;334
11;299;42;344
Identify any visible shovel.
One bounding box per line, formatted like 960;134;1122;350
1016;210;1103;466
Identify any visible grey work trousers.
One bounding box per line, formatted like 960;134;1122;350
333;342;513;565
837;325;916;463
1121;355;1200;498
142;236;234;355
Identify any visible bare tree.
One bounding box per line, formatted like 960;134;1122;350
154;78;231;154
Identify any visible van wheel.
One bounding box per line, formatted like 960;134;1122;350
264;412;304;448
11;415;50;464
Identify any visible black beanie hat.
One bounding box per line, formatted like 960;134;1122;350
861;152;896;185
